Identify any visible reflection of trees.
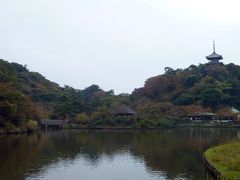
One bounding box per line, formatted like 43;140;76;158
132;128;238;179
0;128;239;180
0;133;42;180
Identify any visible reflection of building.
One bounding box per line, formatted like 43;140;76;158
206;41;223;64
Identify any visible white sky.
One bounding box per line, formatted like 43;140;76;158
0;0;240;94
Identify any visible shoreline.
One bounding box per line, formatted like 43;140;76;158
203;154;223;179
60;124;240;130
204;142;240;179
1;124;240;135
176;124;240;128
62;123;240;129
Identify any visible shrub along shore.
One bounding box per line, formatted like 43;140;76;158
204;141;240;179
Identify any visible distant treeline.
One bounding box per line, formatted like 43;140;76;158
1;59;240;132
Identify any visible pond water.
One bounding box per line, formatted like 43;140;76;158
0;128;240;180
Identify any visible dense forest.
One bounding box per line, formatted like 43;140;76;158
0;59;132;132
134;63;240;108
1;59;240;132
132;63;240;122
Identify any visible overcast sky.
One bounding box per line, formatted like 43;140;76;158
0;0;240;94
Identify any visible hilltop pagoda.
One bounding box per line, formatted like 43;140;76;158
206;41;223;64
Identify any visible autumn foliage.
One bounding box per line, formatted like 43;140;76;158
1;59;240;130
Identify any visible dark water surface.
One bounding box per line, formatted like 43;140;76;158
0;128;240;180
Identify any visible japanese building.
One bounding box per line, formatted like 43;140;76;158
206;41;223;64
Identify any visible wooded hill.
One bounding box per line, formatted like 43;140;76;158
0;59;131;132
133;63;240;110
132;63;240;123
1;59;240;131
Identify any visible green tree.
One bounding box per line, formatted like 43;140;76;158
75;113;90;124
174;93;195;105
200;87;223;111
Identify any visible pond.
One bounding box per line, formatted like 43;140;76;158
0;128;240;180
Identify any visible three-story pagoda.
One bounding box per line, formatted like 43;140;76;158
206;41;223;64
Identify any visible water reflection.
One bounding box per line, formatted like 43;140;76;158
0;128;239;180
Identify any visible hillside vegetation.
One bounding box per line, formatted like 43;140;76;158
132;63;240;121
0;59;131;132
1;59;240;131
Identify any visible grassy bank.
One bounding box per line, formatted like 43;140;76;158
204;141;240;179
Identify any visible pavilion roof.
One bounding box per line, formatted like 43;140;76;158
111;105;136;115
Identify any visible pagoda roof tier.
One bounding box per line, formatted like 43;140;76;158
206;52;223;61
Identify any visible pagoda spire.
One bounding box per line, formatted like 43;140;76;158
213;40;215;52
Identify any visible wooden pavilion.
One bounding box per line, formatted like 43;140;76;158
111;104;136;116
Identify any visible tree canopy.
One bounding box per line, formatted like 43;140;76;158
133;63;240;111
1;59;240;130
